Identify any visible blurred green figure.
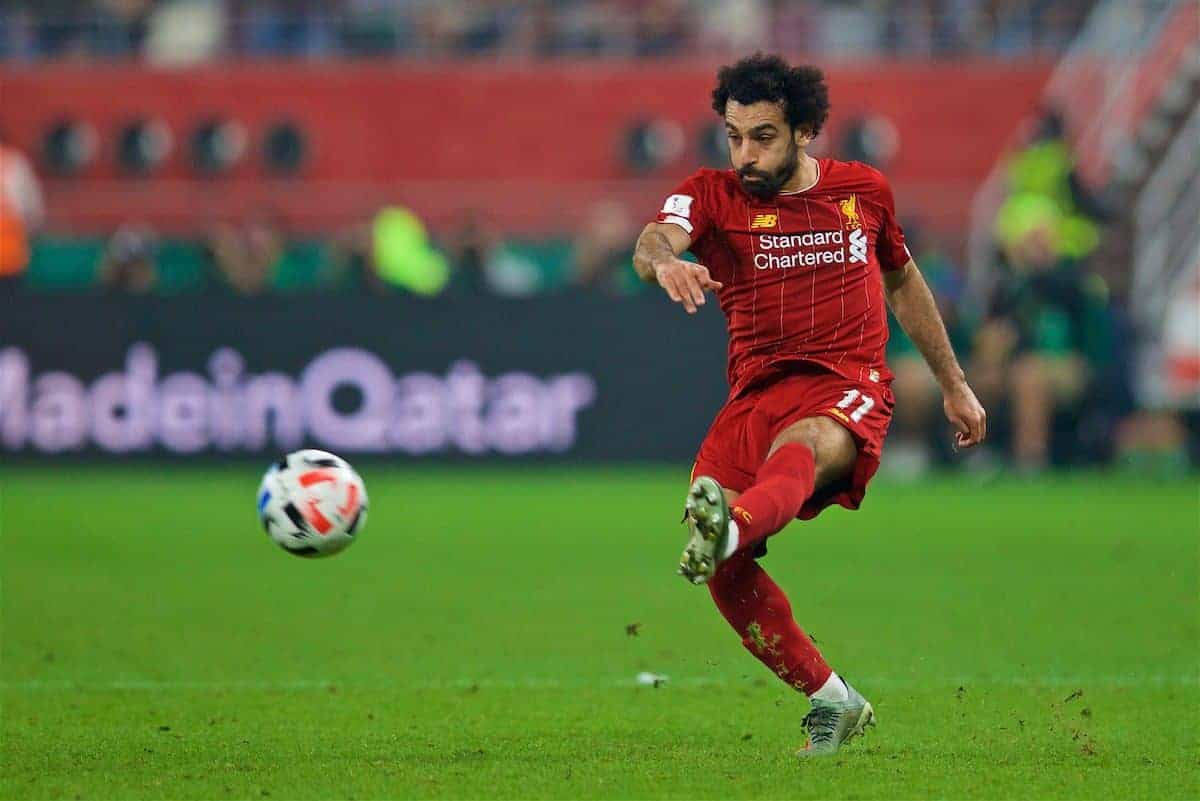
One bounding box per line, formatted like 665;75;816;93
994;109;1109;262
372;206;450;296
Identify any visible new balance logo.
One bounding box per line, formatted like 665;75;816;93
849;229;868;264
750;213;778;229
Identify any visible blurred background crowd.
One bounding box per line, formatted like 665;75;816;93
1;0;1197;473
2;0;1095;62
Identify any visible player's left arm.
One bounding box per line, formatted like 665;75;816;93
883;261;987;449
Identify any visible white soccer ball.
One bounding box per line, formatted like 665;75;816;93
257;449;368;558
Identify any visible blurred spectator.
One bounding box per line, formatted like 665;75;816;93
450;1;520;56
995;109;1110;265
975;106;1121;470
144;0;227;65
204;214;285;295
571;200;638;295
239;0;334;58
442;210;501;295
538;0;625;57
1115;409;1190;477
441;210;541;297
0;5;39;61
328;222;391;295
92;0;153;58
972;220;1109;472
818;0;886;56
330;207;461;296
0;129;45;292
371;206;450;296
99;223;159;293
697;0;768;55
632;0;691;58
340;0;414;56
767;0;818;53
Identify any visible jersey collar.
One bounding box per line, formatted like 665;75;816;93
778;158;822;196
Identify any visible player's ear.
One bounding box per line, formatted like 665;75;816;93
793;126;812;148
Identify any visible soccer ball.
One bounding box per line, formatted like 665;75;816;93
257;449;368;558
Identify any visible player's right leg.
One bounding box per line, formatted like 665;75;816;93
677;475;733;584
678;394;755;585
679;416;855;584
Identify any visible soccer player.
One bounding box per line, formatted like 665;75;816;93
632;54;986;756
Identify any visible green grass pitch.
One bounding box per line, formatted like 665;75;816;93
1;464;1197;799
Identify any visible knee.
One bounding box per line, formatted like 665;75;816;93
766;423;824;470
773;419;825;454
770;418;855;484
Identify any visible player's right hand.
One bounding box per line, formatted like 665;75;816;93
653;259;723;314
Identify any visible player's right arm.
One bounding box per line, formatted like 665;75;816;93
632;222;723;314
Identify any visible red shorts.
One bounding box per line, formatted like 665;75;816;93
692;363;894;520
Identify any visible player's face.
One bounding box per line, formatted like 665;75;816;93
725;100;810;200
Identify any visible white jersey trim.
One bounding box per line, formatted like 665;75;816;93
661;214;694;234
778;159;821;195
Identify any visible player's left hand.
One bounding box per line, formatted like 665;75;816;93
943;381;986;450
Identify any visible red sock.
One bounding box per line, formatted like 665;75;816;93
708;551;832;694
729;443;816;554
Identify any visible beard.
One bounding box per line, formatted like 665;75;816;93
736;139;800;200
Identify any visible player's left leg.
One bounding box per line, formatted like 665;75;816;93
704;547;875;756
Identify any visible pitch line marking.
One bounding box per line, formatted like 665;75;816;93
2;674;1196;692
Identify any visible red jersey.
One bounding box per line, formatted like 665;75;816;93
654;159;911;397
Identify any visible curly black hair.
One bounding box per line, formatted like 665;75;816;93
711;53;831;138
